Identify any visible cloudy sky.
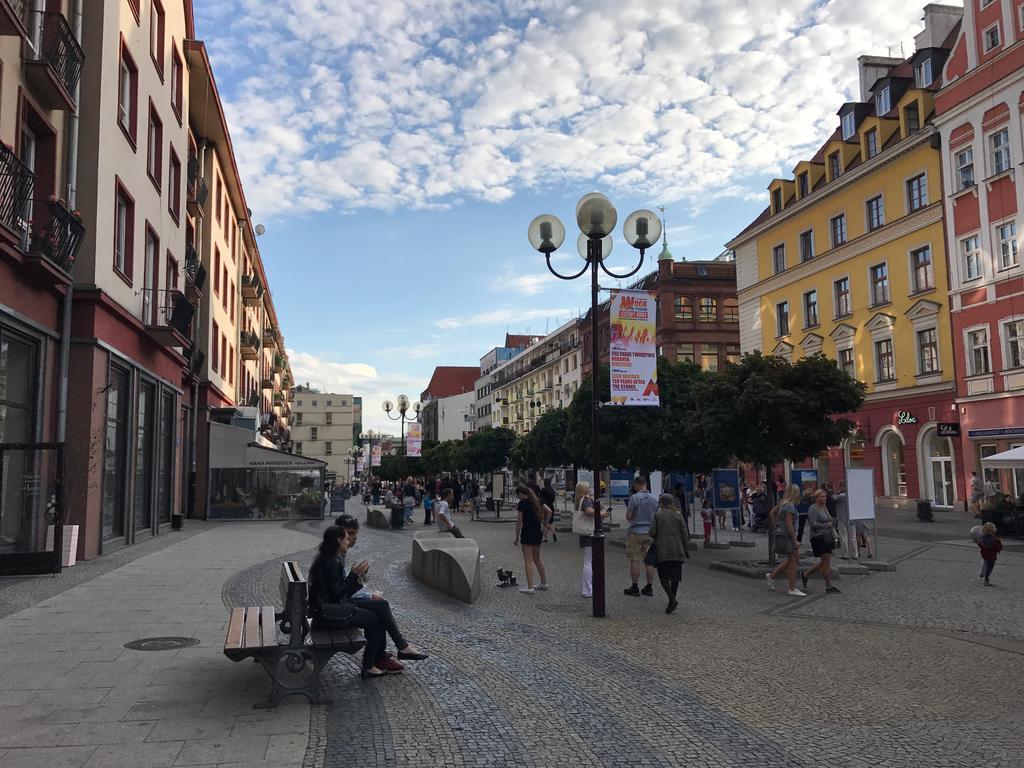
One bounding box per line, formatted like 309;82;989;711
196;0;958;433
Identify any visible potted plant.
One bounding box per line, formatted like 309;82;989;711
915;498;933;522
295;488;324;518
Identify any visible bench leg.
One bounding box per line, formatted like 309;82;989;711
253;648;338;709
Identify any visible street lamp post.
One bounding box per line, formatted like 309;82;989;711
528;193;661;618
383;395;422;456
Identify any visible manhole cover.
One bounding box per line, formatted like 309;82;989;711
123;637;200;652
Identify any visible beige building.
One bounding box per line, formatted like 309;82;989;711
291;389;358;482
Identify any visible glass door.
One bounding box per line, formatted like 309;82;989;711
0;329;38;553
931;458;954;507
155;390;174;526
103;366;130;541
133;381;155;537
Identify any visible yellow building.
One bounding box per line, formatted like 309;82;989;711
729;7;966;510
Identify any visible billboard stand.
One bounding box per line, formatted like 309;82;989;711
845;466;882;564
709;468;741;549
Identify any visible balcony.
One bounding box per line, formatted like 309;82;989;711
262;325;278;348
23;12;83;112
142;289;193;347
273;353;285;373
0;0;29;38
241;274;263;306
261;372;274;390
27;198;85;276
186;155;208;217
239;329;260;361
0;141;33;244
273;391;284;405
184;244;206;300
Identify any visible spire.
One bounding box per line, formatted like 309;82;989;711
657;205;672;262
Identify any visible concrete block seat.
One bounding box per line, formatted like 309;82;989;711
366;507;390;529
411;530;481;604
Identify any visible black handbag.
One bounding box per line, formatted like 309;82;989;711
644;539;659;567
319;601;356;627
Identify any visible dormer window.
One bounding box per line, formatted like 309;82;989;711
771;187;782;213
798;172;809;198
828;152;841;180
866;128;879;159
875;86;891;115
905;103;920;133
841;112;856;140
914;59;933;88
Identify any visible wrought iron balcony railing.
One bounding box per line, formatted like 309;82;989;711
30;198;84;273
186;155;208;215
0;142;34;241
0;0;30;39
184;243;206;295
24;11;83;111
142;288;193;340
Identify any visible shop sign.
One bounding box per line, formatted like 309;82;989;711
937;423;961;437
896;410;917;425
967;426;1024;438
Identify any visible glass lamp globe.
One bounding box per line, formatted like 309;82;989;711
397;394;411;411
623;209;663;250
412;401;422;413
575;192;617;238
383;400;394;413
527;214;565;254
576;232;613;261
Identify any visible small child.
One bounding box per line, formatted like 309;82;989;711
423;493;434;526
977;522;1003;586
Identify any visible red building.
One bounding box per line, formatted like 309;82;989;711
936;0;1024;499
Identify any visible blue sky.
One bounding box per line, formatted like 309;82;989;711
194;0;956;433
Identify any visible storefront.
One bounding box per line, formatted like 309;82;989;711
208;421;326;520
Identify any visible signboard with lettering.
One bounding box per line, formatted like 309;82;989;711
406;423;422;457
896;411;917;425
937;423;961;437
609;290;659;406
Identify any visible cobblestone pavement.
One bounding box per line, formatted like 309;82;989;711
223;503;1023;768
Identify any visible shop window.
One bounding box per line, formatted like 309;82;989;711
103;366;131;540
881;431;907;497
700;343;719;372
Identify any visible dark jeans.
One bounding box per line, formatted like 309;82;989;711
984;560;996;579
424;508;433;525
797;514;808;542
352;598;407;652
338;607;385;671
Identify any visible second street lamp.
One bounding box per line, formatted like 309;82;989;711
528;193;661;619
382;395;421;456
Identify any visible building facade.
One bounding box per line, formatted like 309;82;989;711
420;366;477;442
730;5;964;509
491;319;581;436
935;0;1024;497
290;388;357;483
471;335;538;431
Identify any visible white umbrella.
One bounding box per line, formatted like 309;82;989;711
980;445;1024;469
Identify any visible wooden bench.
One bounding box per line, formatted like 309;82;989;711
224;560;365;708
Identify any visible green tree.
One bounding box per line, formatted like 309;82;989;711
422;440;465;475
516;408;571;470
461;426;517;474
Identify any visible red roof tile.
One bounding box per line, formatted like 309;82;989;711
421;366;479;401
505;334;539;349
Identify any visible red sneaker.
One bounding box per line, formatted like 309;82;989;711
377;655;405;674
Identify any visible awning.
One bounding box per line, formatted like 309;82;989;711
209;421;326;470
980;445;1024;469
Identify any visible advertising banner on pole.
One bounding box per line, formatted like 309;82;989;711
609;290;659;406
712;468;740;509
610;470;633;498
789;469;818;494
406;423;422;457
370;444;382;467
356;458;364;474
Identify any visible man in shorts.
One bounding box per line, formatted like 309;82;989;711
624;476;658;596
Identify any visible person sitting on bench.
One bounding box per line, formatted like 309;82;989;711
434;489;465;538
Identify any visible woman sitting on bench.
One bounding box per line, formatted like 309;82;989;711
309;526;426;680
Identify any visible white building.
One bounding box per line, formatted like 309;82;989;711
290;387;359;482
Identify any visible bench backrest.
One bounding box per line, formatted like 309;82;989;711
279;561;308;649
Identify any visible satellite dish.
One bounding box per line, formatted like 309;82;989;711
255;224;266;236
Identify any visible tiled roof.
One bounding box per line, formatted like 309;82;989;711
421;366;479;401
505;334;539;349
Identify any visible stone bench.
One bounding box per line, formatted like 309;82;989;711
411;530;481;603
366;507;391;529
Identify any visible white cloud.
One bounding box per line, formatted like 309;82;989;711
204;0;960;217
434;307;575;329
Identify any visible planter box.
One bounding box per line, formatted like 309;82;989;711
45;525;79;567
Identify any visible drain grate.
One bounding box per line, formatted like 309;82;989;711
123;636;200;652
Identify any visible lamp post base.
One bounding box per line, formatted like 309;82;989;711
591;532;607;618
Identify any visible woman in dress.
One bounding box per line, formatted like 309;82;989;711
572;481;608;598
514;484;548;594
648;494;690;613
801;489;841;594
765;484;805;596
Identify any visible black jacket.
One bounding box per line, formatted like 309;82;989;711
308;555;361;618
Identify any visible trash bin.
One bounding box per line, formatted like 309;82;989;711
916;499;933;522
390;504;405;529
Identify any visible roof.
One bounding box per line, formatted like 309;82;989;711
505;334;539;350
421;366;480;401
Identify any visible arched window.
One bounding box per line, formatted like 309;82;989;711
674;296;693;320
723;297;739;322
699;297;717;322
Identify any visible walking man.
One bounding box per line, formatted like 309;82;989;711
624;476;658;596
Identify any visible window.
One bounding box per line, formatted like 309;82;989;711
700;344;719;372
962;235;982;280
906;174;927;212
325;442;332;455
723;297;739;323
149;0;165;76
676;343;695;364
771;187;782;213
968;328;990;375
171;44;184;119
326;412;333;425
830;214;847;247
220;336;226;378
904;104;920;133
918;328;939;374
114;181;134;281
991;128;1010;174
956;148;974;190
165;252;178;291
870;263;889;306
295;442;302;454
841;111;856;140
838;348;855;378
803;290;819;327
211;321;219;372
828;152;841;180
834;277;851;317
698;297;717;322
984;23;1000;52
799;229;814;262
776;301;790;336
312;400;318;407
772;244;786;274
147;104;162;189
798;172;809;197
875;86;891;115
118;43;138;143
295;412;302;425
866;195;884;231
914;58;933;88
865;128;878;159
875;339;896;382
213;247;220;296
725;343;740;365
326;400;332;406
310;427;318;441
168;148;181;221
674;296;693;320
1005;320;1024;368
998;221;1018;269
911;247;934;292
143;228;158;322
